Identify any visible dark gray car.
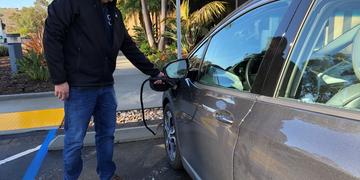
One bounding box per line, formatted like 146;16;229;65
161;0;360;179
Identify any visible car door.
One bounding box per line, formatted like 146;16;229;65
233;0;360;179
174;0;298;179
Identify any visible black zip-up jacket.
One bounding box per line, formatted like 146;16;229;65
44;0;160;86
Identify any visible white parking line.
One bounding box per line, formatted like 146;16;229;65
0;145;40;166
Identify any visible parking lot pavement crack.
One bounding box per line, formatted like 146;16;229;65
6;138;14;145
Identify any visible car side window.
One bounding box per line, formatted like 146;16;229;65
198;0;293;92
188;42;207;70
279;0;360;110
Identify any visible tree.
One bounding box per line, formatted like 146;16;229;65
140;0;157;48
118;0;162;49
10;0;48;36
165;0;227;53
158;0;167;51
117;0;160;30
123;0;168;51
121;0;227;55
117;0;141;23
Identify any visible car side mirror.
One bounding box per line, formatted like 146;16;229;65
164;59;189;79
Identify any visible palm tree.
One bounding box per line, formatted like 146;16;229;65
165;0;227;54
117;0;160;20
117;0;160;31
158;0;167;51
140;0;156;48
118;0;164;49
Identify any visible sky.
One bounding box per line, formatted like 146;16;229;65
0;0;35;9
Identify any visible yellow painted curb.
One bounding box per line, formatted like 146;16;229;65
0;109;64;131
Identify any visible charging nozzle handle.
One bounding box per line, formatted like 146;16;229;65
149;77;168;81
149;77;176;87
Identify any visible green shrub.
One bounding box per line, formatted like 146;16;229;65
0;45;9;57
17;50;49;81
131;25;179;69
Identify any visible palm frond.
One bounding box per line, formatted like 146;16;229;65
190;1;226;27
180;0;190;21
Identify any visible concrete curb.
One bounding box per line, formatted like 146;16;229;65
0;91;54;101
48;125;163;151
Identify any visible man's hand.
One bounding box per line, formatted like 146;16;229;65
154;72;166;85
55;82;69;101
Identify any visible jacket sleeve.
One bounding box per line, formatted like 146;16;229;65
43;0;76;85
120;27;160;77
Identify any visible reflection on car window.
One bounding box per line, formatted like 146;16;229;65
280;0;360;110
199;0;292;91
189;42;207;70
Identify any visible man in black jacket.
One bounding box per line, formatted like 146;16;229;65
43;0;163;179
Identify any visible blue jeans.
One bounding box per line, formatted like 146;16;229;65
63;86;117;180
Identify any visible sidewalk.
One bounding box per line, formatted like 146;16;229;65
0;56;162;113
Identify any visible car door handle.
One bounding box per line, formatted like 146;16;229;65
214;110;234;124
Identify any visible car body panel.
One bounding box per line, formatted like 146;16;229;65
177;81;257;180
233;96;360;180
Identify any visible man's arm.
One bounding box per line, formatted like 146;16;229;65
43;0;75;100
120;31;161;77
43;0;75;85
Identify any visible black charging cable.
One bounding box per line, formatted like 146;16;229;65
140;78;156;135
140;77;175;136
58;77;171;136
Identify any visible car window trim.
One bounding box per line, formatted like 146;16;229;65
196;36;212;81
187;39;209;61
258;95;360;122
188;39;211;82
194;82;259;101
274;0;317;98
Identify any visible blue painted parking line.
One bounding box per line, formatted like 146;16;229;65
23;129;57;180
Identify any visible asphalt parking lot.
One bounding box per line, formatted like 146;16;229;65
0;131;190;180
